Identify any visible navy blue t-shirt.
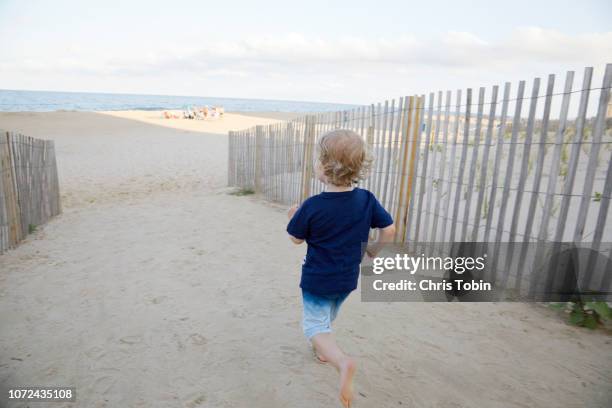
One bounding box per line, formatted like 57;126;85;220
286;188;393;296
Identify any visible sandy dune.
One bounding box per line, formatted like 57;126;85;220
0;111;610;408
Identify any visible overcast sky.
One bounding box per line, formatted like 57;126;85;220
0;0;610;104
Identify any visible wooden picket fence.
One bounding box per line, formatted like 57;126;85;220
228;65;612;296
0;132;61;254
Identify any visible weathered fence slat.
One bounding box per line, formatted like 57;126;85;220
403;96;423;243
431;91;452;244
423;92;443;245
461;87;485;242
483;82;511;243
381;99;396;211
449;89;472;242
394;96;415;242
439;90;463;243
414;93;435;242
471;85;498;242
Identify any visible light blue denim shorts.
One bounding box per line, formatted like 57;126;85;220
302;289;351;339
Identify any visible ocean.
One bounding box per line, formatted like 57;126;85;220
0;89;358;113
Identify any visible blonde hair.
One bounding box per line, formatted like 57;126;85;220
317;129;373;187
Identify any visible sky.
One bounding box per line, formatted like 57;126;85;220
0;0;610;104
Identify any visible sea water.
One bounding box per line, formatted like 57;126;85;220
0;89;358;113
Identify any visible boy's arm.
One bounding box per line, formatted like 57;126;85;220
366;223;395;257
289;236;304;245
367;193;395;257
287;204;304;245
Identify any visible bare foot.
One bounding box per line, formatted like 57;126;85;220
339;358;356;407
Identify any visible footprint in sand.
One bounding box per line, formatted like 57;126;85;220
231;309;246;319
174;333;186;351
184;394;207;407
193;249;207;256
189;333;208;346
90;375;116;395
279;345;304;368
144;295;167;305
119;335;143;345
85;345;107;360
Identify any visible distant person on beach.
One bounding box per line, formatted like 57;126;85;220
286;129;396;407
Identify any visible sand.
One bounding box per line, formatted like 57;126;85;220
0;111;610;408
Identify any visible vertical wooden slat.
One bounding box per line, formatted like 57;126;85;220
375;100;389;198
404;95;424;242
388;97;404;216
6;132;23;244
301;115;316;201
372;102;382;196
483;83;511;243
449;89;472;242
414;93;435;242
471;85;498;242
439;90;463;242
228;131;233;186
390;97;407;221
381;99;396;210
365;105;375;192
460;87;485;242
424;91;443;243
394;96;415;242
430;91;452;243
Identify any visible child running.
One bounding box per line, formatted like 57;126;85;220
286;129;396;407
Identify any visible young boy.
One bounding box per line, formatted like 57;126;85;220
286;129;396;407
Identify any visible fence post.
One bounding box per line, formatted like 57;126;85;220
255;125;264;194
394;96;414;242
402;96;423;243
301;115;316;201
364;105;375;192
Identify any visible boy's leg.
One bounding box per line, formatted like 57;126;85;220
311;333;356;407
330;291;350;323
304;291;349;362
302;291;356;407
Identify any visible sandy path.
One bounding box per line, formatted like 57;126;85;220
0;112;610;407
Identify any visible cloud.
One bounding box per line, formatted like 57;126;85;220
504;27;612;63
1;27;610;103
3;28;610;76
177;28;610;67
